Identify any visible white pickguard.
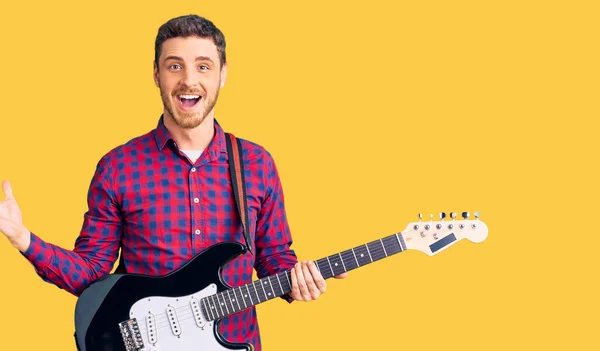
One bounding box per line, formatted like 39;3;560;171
128;283;233;351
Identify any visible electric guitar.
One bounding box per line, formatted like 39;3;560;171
73;211;488;351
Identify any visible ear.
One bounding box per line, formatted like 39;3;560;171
220;63;228;88
153;61;159;87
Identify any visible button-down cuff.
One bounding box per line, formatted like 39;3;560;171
20;232;48;267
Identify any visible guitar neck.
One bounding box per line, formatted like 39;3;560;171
314;231;407;279
200;232;406;321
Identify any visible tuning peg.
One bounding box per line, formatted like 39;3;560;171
418;213;423;221
439;212;446;221
474;211;480;219
462;212;469;219
450;212;457;220
429;214;433;221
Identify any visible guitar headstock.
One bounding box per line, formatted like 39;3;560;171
402;212;488;256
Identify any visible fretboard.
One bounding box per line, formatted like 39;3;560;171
200;232;407;321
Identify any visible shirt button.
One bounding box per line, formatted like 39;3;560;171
193;198;199;203
191;167;196;172
195;229;201;235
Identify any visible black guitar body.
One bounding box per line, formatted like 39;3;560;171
74;242;252;351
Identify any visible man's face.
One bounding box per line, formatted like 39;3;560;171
153;36;227;129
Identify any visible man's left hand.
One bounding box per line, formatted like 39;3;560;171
290;260;348;301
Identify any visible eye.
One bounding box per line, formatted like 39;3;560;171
199;65;209;71
169;64;182;70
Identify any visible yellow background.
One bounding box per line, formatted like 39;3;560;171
0;0;598;350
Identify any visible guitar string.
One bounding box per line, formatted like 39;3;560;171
129;245;396;338
135;245;385;328
134;243;397;330
134;272;293;328
133;272;293;328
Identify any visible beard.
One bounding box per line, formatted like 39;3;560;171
159;83;220;129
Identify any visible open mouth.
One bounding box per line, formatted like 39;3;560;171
177;94;201;109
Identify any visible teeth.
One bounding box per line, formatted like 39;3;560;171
179;95;200;99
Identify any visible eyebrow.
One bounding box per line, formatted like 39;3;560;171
163;55;215;63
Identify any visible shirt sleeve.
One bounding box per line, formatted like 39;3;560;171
20;155;122;296
253;152;298;302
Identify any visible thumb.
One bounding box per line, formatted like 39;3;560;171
2;180;15;201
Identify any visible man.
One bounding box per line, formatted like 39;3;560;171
0;14;346;350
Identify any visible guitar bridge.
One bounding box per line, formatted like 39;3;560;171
118;318;144;350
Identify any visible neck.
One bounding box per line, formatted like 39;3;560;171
164;113;215;150
200;232;408;322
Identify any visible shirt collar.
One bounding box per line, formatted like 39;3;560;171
153;114;227;161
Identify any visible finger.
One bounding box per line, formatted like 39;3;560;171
2;180;14;201
307;261;327;294
0;217;7;235
290;266;300;300
301;261;320;299
295;262;311;300
335;272;349;279
0;216;17;237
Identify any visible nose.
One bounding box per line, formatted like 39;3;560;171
180;67;199;88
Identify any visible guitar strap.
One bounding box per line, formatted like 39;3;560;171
224;132;254;255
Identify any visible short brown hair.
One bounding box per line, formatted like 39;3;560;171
154;14;227;69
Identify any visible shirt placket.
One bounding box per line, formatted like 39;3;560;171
188;164;203;255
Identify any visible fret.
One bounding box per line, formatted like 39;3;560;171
383;235;401;255
380;239;388;257
395;233;404;251
353;245;371;267
215;294;226;316
226;290;237;314
365;243;374;262
253;281;265;302
202;297;214;321
340;250;358;271
338;253;347;271
235;287;247;309
231;288;242;311
351;248;360;267
209;296;218;319
367;240;386;261
207;295;215;319
250;282;262;303
245;285;255;305
259;279;274;300
327;253;346;277
221;292;231;315
325;256;335;277
284;270;292;289
399;233;407;251
267;276;280;297
275;273;285;295
210;295;222;319
367;240;387;261
258;279;268;301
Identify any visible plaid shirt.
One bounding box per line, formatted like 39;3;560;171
22;116;298;350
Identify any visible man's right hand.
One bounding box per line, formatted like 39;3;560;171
0;180;31;252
